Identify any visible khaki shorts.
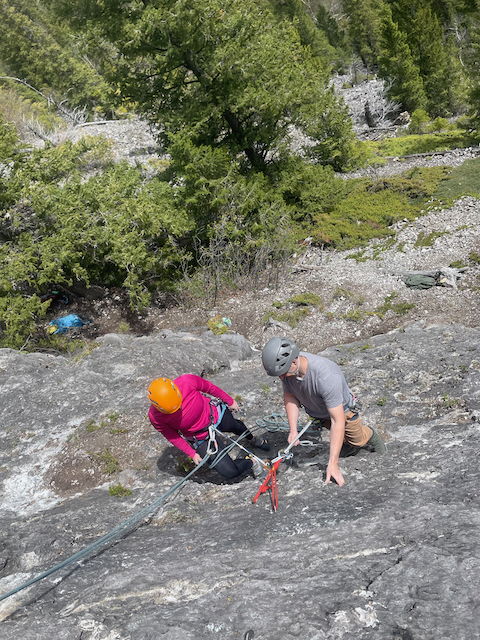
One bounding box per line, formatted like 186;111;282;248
317;411;372;448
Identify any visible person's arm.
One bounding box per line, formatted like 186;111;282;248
284;390;301;446
149;406;198;460
185;374;235;409
325;404;345;487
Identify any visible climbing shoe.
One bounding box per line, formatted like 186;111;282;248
248;456;268;481
250;435;270;451
366;428;387;454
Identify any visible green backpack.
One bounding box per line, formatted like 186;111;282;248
405;274;437;289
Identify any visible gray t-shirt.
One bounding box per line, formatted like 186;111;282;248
282;352;353;418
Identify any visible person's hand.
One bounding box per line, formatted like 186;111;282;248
192;453;202;465
288;429;299;447
325;461;344;487
229;400;239;412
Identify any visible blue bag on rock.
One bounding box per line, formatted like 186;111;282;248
48;314;88;334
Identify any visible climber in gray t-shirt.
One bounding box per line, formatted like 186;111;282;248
281;352;353;419
262;337;386;487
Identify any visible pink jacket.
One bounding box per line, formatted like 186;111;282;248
148;374;234;459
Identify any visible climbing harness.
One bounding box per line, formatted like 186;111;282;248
252;419;314;511
195;402;267;469
189;402;227;459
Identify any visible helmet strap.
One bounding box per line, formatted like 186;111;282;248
294;356;306;380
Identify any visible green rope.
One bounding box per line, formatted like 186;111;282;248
256;412;321;434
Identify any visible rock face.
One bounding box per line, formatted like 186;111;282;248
1;323;480;639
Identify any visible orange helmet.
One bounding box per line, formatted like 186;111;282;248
148;378;182;413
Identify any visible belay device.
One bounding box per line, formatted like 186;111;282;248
252;419;313;511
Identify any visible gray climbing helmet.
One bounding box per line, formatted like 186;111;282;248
262;337;299;376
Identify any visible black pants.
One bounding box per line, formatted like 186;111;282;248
195;409;254;479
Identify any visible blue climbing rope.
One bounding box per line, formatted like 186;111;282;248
0;410;304;604
0;457;211;604
0;404;239;605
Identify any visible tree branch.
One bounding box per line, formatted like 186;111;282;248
0;76;84;124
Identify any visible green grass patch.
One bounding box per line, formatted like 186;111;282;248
414;230;449;248
312;167;450;250
433;157;480;200
346;249;368;262
109;483;132;497
89;448;121;475
469;252;480;264
117;322;130;333
341;309;365;322
375;293;415;319
263;293;322;328
362;130;479;159
288;293;322;307
264;307;309;328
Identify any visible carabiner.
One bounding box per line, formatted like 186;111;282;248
206;426;219;455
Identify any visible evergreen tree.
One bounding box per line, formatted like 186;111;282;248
430;0;479;20
378;4;427;112
378;0;467;111
412;3;452;115
48;0;354;175
316;4;351;71
317;4;347;50
0;0;111;113
441;33;469;115
0;135;192;346
384;0;469;115
266;0;336;61
342;0;383;69
467;13;480;128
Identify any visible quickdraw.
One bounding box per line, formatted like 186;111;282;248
252;419;313;512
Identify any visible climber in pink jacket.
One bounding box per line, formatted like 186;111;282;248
148;374;269;479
